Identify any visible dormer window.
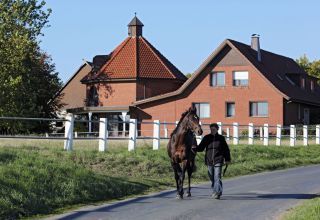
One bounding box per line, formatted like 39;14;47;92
285;76;296;86
311;80;315;91
301;78;305;89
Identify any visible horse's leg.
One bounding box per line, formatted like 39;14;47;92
186;162;193;197
171;161;182;199
178;161;187;198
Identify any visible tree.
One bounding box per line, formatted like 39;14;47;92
296;54;320;82
185;73;192;78
0;0;63;133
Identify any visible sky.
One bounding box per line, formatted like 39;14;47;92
40;0;320;83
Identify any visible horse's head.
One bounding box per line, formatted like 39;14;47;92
184;107;203;136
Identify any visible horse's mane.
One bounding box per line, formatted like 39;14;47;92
171;109;189;137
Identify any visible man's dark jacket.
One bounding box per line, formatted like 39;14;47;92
195;133;231;165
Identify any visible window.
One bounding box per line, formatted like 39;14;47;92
311;80;315;91
211;72;225;86
192;103;210;118
250;102;268;117
233;71;248;86
301;78;305;89
88;86;99;106
226;102;235;117
285;76;295;85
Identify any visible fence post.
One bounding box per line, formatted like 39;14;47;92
164;121;168;138
153;120;160;150
128;119;137;151
303;125;308;146
99;118;108;152
196;122;202;145
263;124;269;146
259;126;263;141
217;122;222;135
248;123;254;145
290;125;296;147
233;122;239;145
316;125;320;145
64;113;74;151
276;124;282;146
226;127;230;141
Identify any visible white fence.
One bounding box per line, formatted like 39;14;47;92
0;115;320;151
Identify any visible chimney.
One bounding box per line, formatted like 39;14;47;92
251;34;261;62
128;14;144;37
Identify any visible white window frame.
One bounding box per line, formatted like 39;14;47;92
250;101;269;117
211;71;225;87
192;103;210;119
311;80;315;91
226;102;235;117
233;71;249;86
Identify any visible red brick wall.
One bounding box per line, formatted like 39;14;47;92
136;79;183;100
138;65;284;136
61;64;91;109
96;82;137;106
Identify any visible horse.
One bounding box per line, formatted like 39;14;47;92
167;107;203;199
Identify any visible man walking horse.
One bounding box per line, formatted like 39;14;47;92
168;108;231;200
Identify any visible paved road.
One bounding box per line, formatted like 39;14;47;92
45;165;320;220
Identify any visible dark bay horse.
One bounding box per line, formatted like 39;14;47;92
167;107;203;199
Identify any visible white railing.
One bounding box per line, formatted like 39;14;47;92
1;115;320;151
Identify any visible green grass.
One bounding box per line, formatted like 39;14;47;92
1;141;320;219
282;197;320;220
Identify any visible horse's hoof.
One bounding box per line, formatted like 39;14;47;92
186;192;191;197
176;194;183;200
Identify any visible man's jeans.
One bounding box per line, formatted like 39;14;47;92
208;163;223;195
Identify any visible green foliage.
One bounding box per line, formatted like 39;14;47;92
185;73;192;78
0;0;63;134
1;143;320;219
296;54;320;82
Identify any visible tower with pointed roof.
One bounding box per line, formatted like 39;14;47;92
128;15;144;37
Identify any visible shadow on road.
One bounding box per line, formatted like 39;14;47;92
221;193;318;200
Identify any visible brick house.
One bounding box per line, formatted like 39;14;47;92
132;35;320;136
60;16;320;136
66;16;187;134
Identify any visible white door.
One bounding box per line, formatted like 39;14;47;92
304;108;310;125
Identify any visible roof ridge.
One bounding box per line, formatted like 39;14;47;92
228;38;296;61
140;37;183;79
98;37;132;75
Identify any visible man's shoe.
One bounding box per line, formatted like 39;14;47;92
211;193;220;199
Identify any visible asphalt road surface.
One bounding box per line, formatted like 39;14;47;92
45;165;320;220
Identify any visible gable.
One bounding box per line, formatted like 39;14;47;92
216;48;249;67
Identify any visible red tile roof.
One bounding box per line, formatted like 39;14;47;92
82;36;186;82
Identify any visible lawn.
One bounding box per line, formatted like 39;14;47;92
1;140;320;219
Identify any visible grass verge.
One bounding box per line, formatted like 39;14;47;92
1;143;320;219
281;197;320;220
